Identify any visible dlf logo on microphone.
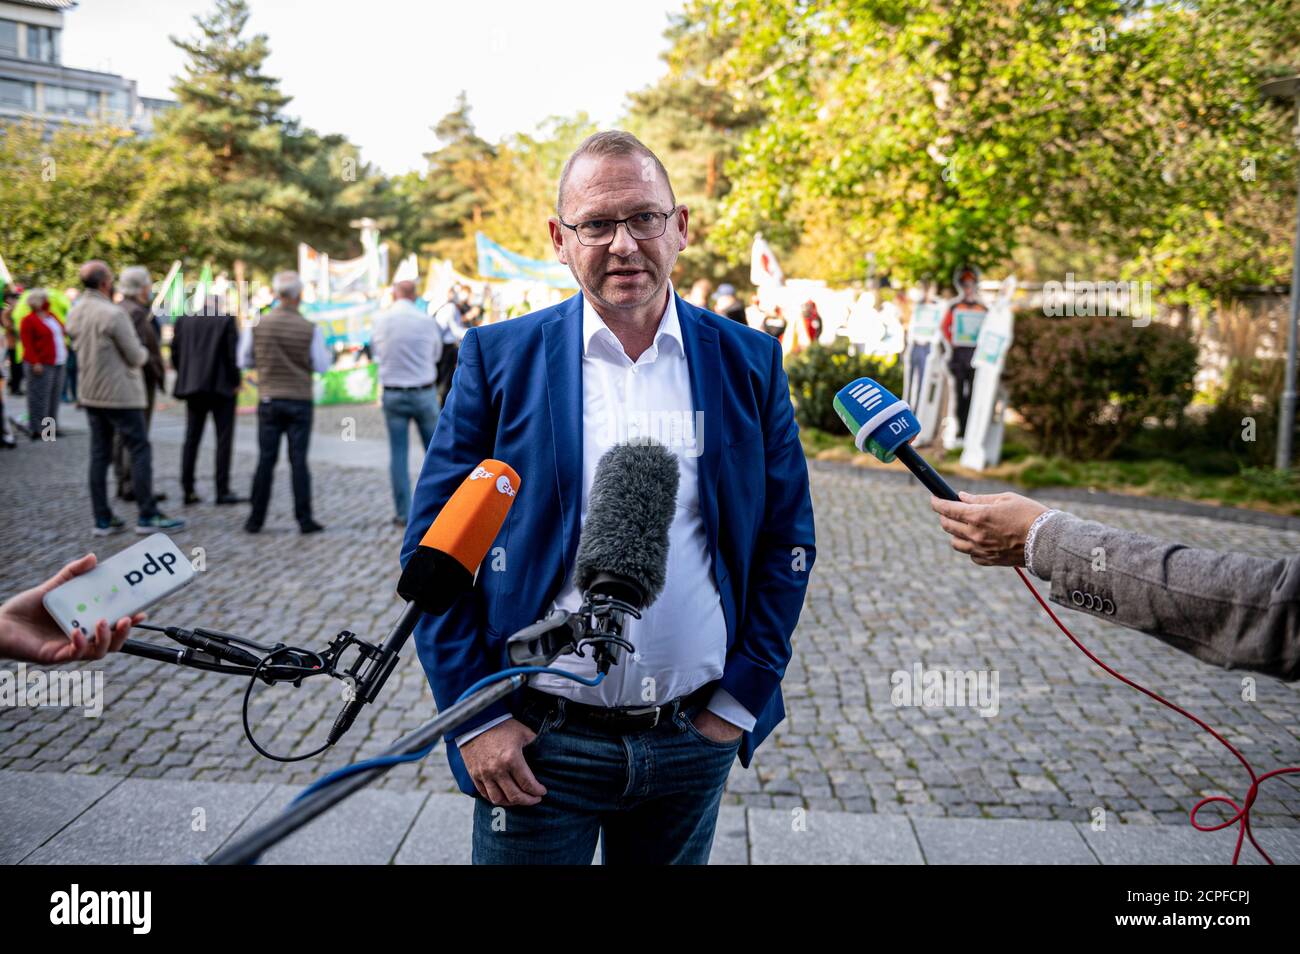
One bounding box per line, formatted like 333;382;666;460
49;884;151;934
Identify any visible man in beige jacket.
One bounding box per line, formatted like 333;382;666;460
65;261;184;536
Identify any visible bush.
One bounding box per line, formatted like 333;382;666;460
1196;354;1287;468
785;340;904;434
1004;314;1198;459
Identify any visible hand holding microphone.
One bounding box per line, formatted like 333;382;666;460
930;492;1049;567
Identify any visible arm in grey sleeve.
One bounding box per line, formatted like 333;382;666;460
1028;512;1300;681
236;326;255;370
310;327;332;373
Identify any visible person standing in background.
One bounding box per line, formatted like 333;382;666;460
18;289;65;440
115;267;167;503
686;277;712;308
3;286;24;397
238;270;329;535
433;286;467;406
713;284;748;324
372;279;441;526
172;295;244;506
61;287;79;403
65;260;184;536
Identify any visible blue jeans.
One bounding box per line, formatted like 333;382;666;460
382;386;440;521
470;691;740;865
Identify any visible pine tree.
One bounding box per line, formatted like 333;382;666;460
163;0;304;272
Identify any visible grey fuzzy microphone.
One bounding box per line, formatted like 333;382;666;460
573;441;679;610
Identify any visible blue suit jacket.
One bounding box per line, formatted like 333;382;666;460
400;290;817;796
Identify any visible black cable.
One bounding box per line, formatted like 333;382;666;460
240;645;334;763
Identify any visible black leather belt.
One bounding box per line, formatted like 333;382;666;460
522;684;713;734
383;382;434;391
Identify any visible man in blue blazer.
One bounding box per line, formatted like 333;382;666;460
401;130;816;864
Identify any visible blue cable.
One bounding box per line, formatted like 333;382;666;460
292;666;605;803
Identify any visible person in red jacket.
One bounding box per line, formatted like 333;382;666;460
939;265;988;441
18;289;67;440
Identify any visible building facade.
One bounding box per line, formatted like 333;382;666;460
0;0;173;134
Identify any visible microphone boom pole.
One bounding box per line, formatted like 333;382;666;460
208;673;526;865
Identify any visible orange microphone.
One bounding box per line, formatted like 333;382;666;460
329;461;520;744
397;460;521;615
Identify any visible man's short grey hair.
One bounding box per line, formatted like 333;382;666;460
556;130;675;219
272;270;303;300
26;288;49;310
119;266;151;297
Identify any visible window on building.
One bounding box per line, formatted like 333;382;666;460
0;78;34;109
44;84;97;117
106;88;129;119
0;20;18;58
27;26;59;64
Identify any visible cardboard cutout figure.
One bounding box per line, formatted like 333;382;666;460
940;264;988;447
904;283;947;443
959;276;1016;471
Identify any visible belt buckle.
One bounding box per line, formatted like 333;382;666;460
623;704;661;728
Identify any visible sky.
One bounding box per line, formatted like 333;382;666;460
62;0;684;175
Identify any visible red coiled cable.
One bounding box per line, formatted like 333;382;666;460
1014;566;1300;865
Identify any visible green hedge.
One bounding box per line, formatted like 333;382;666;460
785;341;904;434
1003;314;1198;460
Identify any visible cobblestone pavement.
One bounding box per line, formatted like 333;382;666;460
2;397;1298;830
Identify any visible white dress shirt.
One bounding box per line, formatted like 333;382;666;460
434;301;469;345
372;299;442;388
42;315;67;365
456;286;755;746
236;321;332;373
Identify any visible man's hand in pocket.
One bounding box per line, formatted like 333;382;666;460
460;718;548;806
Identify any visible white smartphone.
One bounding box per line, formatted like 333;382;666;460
42;534;197;636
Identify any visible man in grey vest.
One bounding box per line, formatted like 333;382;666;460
237;271;330;534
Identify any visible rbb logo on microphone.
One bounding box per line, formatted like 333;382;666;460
124;550;180;587
833;377;921;463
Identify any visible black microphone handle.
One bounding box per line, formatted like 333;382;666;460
893;442;960;502
328;600;423;744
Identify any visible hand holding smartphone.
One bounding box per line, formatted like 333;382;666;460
42;534;197;637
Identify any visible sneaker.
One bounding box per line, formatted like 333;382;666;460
299;520;325;535
243;521;262;534
93;515;126;537
136;513;186;534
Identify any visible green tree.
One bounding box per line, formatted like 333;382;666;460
0;121;194;285
689;0;1297;298
625;9;766;289
163;0;307;272
391;92;498;273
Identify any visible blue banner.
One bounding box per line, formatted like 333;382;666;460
476;233;578;288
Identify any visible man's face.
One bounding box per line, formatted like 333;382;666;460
549;154;688;313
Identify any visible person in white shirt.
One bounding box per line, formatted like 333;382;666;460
372;280;442;526
432;287;468;405
406;130;816;865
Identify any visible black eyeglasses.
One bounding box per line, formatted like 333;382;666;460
558;207;679;247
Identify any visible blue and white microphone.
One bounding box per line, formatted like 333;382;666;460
832;377;959;502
